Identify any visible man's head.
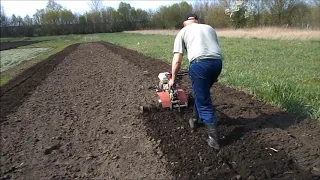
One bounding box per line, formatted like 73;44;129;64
183;13;198;27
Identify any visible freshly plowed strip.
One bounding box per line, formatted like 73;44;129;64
102;42;320;179
1;43;170;179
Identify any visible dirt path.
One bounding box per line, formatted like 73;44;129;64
0;41;41;51
1;42;319;180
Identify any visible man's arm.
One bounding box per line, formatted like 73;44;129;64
170;53;183;86
171;29;184;87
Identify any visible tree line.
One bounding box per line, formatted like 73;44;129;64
0;0;319;37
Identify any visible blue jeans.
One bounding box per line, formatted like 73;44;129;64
189;59;222;124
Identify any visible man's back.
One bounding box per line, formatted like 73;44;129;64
178;23;222;62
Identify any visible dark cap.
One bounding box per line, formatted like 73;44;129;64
185;13;198;21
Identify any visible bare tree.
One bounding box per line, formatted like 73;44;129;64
193;0;212;22
263;0;300;25
88;0;103;12
313;0;320;6
0;5;10;27
46;0;63;11
33;9;45;25
217;0;234;8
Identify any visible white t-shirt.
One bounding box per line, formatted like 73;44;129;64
173;23;222;63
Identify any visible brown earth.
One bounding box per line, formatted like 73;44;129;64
0;41;41;51
1;42;319;180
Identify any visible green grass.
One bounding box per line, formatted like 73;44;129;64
1;47;52;72
0;75;11;86
218;38;320;119
1;33;319;120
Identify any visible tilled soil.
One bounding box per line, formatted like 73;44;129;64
1;43;170;179
1;42;320;180
0;41;41;51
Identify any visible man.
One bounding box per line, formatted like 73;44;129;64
169;13;223;150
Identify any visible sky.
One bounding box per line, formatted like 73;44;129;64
1;0;195;17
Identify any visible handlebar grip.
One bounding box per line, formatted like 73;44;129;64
176;71;188;76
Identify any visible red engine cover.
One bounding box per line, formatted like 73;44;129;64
157;89;188;108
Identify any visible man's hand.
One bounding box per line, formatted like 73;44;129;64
168;79;175;89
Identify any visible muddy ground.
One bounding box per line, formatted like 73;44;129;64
0;41;41;51
1;42;319;180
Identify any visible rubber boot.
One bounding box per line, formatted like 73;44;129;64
189;105;201;129
206;123;220;150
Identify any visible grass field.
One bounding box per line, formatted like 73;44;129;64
1;47;52;72
126;27;320;40
1;32;319;119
